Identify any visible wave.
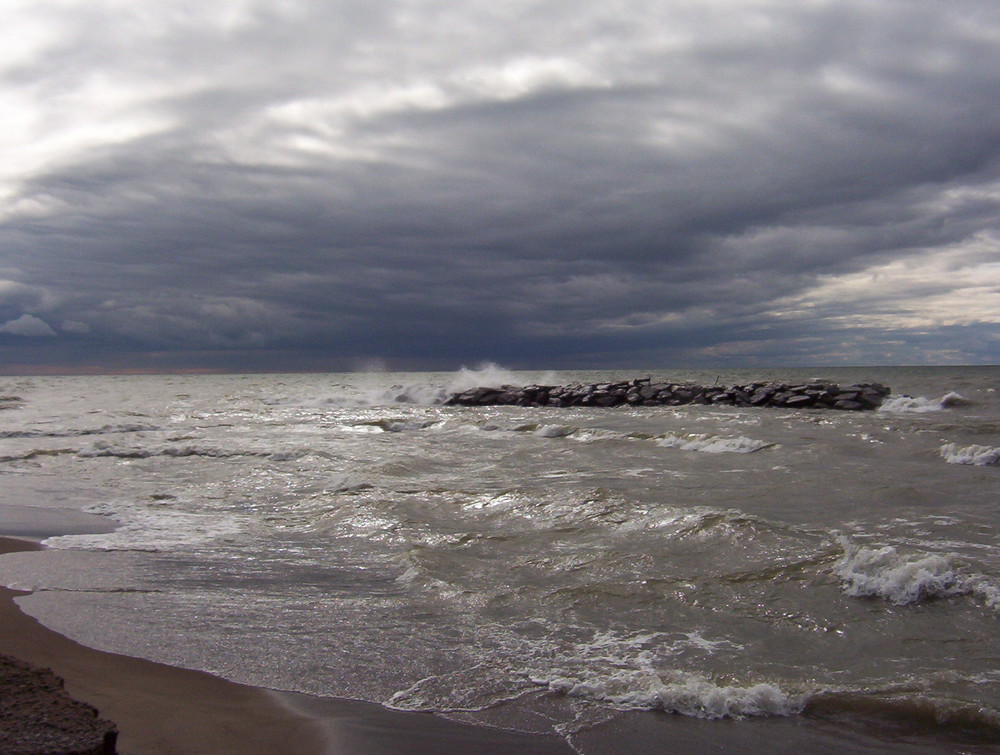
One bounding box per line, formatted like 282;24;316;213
77;441;255;459
43;500;243;552
289;363;528;408
940;443;1000;466
805;688;1000;738
879;391;968;413
832;541;999;609
656;433;774;454
0;422;160;439
1;443;266;463
350;418;442;433
74;440;314;461
527;669;800;719
509;424;774;453
533;424;578;438
0;448;76;463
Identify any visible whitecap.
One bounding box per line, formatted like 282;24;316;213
285;363;527;407
534;424;577;438
656;433;774;454
529;669;799;719
42;500;243;552
940;443;1000;466
831;541;989;606
879;391;967;413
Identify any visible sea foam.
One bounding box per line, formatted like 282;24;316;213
832;541;999;609
940;443;1000;466
878;392;967;413
529;669;799;719
42;500;243;552
656;433;774;454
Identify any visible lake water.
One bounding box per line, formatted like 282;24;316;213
1;366;998;752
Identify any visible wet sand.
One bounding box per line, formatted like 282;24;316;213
0;536;327;754
0;531;574;754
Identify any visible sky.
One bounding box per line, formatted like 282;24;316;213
1;0;999;374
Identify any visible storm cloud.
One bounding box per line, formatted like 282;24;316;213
2;0;999;372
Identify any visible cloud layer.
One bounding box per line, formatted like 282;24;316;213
2;0;999;371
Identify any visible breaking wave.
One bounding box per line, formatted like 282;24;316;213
940;443;1000;466
879;392;967;413
528;669;800;719
289;363;527;407
656;433;774;454
832;541;999;609
43;501;243;552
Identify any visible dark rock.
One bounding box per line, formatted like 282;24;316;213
784;394;816;408
0;653;117;755
444;379;890;411
834;399;864;410
638;385;659;400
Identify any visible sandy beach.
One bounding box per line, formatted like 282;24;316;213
0;536;328;754
0;532;574;754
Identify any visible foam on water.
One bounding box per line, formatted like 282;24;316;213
42;500;244;552
878;391;967;413
940;442;1000;466
534;424;577;438
656;433;774;454
528;669;800;719
832;540;1000;609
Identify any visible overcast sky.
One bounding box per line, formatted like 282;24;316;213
2;0;999;373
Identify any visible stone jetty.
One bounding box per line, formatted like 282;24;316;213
445;379;890;410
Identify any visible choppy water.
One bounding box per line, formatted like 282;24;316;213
1;366;998;751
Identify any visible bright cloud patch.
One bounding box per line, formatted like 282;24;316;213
0;314;57;337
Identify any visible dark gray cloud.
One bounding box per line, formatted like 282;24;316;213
2;0;999;372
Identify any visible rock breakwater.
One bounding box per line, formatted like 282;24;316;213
445;379;890;410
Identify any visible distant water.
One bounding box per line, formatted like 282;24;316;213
1;366;998;752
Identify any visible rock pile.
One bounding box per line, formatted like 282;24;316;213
444;379;890;411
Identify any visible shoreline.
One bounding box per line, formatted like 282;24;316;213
0;536;327;755
0;534;574;754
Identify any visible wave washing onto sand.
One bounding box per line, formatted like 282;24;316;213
940;442;1000;466
656;433;774;454
527;669;800;719
384;625;798;721
832;541;1000;609
878;391;967;413
42;500;244;552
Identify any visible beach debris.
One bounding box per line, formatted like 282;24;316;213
444;380;891;410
